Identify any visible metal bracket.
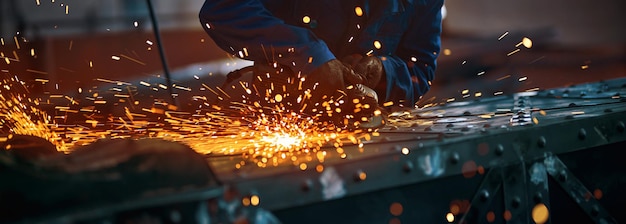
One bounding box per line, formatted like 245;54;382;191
501;160;531;224
543;155;617;223
461;154;617;223
460;167;502;223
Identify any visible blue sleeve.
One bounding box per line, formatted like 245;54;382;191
198;0;335;75
380;0;444;106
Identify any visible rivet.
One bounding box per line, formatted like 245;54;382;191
591;205;600;217
483;123;492;128
578;128;587;140
617;121;625;133
301;179;313;192
480;189;490;202
449;153;460;164
511;197;521;208
446;123;454;128
424;126;433;131
461;127;470;132
568;103;577;107
533;192;543;203
495;144;504;156
537;136;547;148
403;161;414;173
558;170;567;182
463;111;472;116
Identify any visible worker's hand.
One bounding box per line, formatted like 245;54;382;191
244;59;384;129
305;59;351;100
341;54;384;89
302;59;351;125
304;59;384;129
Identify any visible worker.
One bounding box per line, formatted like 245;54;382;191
199;0;444;125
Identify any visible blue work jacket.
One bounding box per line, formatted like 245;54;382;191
199;0;443;106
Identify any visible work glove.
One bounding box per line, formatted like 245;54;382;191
341;54;384;90
304;59;351;103
246;59;351;114
307;59;384;129
222;59;385;130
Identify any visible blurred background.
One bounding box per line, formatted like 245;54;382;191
0;0;624;108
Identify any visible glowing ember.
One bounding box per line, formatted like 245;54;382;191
0;76;69;152
0;69;373;169
0;6;392;169
262;133;302;149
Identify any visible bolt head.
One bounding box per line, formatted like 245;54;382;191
480;190;490;202
301;179;313;192
537;136;547;148
533;192;543;203
403;161;414;173
495;144;504;156
511;197;521;208
617;121;625;133
558;170;568;182
449;153;460;164
578;128;587;140
591;205;600;217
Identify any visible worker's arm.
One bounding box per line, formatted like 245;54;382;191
198;0;335;75
199;0;379;128
378;0;444;106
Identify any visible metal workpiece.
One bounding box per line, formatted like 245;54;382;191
1;78;625;223
217;77;626;223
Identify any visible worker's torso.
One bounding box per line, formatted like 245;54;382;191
261;0;415;57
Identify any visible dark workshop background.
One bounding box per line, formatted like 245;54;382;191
1;0;623;107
